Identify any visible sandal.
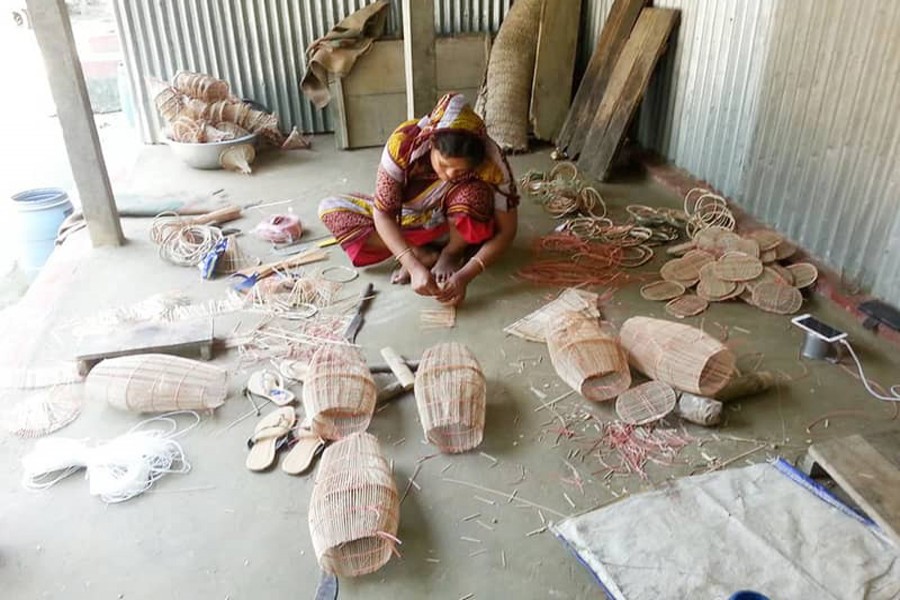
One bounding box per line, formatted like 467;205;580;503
281;429;326;475
247;369;295;406
245;407;296;471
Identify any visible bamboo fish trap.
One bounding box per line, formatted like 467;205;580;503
619;317;735;396
302;345;376;440
414;343;486;453
546;311;631;401
308;432;400;577
85;354;228;412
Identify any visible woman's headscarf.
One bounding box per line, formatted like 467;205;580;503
380;93;518;207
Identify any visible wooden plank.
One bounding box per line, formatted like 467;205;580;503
556;0;648;156
402;0;437;119
578;8;678;180
530;0;583;141
76;320;214;375
26;0;124;247
330;36;489;149
808;433;900;545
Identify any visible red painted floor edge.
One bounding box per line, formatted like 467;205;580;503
638;152;900;347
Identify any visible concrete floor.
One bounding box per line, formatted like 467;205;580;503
1;139;898;599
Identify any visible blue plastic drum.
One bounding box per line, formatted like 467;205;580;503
10;188;74;280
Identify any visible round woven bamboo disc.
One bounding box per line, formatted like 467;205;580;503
713;253;764;282
660;258;701;285
732;238;761;258
787;262;818;288
746;266;792;292
1;386;83;438
773;240;797;260
681;249;716;268
786;263;819;288
665;295;709;318
751;282;803;314
769;264;795;286
719;281;746;301
615;381;677;425
748;230;783;251
640;280;686;301
759;249;777;263
697;275;738;301
694;226;731;252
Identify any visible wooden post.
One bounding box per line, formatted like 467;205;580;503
402;0;436;119
26;0;124;247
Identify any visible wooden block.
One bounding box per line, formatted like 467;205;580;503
578;8;679;180
75;320;214;375
807;433;900;545
380;347;416;390
530;0;582;141
403;0;437;118
556;0;648;156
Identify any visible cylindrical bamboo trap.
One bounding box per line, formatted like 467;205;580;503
308;432;400;577
546;311;631;401
85;354;228;412
414;343;486;453
302;345;376;440
619;317;735;396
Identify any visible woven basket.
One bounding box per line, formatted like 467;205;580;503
302;345;376;440
308;432;399;577
173;71;230;102
477;0;542;151
414;343;486;453
619;317;735;396
546;311;631;401
85;354;228;412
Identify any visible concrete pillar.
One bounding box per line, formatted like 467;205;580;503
402;0;437;120
26;0;124;246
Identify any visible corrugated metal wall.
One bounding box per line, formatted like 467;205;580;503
583;0;900;304
114;0;513;143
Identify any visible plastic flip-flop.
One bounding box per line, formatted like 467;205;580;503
247;369;295;406
281;429;326;475
245;407;296;471
278;359;309;383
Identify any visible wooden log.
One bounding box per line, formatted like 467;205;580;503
555;0;648;156
578;8;679;180
380;347;416;390
715;371;777;402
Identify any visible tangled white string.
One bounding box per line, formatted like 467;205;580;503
21;411;200;503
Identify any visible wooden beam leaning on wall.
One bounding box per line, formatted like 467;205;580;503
26;0;124;246
530;0;583;142
555;0;648;159
578;8;679;181
402;0;437;119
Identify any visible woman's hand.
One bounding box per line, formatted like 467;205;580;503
436;272;469;306
410;263;440;297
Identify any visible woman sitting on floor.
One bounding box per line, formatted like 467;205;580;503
318;93;519;306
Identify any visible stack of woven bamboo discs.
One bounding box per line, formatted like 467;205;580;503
641;225;819;317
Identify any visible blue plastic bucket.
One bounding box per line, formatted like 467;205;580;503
11;188;74;280
728;592;770;600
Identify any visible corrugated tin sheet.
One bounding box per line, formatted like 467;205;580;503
582;0;900;304
114;0;513;143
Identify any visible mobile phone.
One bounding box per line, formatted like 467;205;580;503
791;314;848;343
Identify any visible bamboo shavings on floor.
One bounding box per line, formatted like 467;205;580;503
591;421;694;481
420;306;456;330
230;315;354;366
517;233;642;287
504;288;600;343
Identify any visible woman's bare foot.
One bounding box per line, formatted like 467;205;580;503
391;247;439;284
431;247;465;284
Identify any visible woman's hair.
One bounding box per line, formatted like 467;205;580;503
433;131;485;167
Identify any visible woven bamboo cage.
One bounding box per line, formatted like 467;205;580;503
414;343;486;453
302;345;376;440
546;311;631;401
172;71;230;102
308;432;399;577
476;0;542;151
85;354;228;412
619;317;735;396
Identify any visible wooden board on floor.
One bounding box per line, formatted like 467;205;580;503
578;8;679;180
75;320;214;375
555;0;648;157
530;0;583;141
807;432;900;545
